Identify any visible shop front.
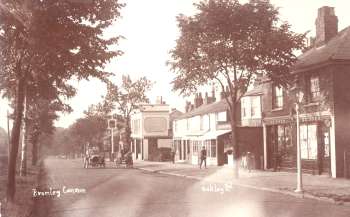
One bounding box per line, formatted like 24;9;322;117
264;115;331;175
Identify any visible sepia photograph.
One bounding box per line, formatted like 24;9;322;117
1;0;350;216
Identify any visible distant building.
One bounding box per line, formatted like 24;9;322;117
130;99;175;161
172;89;263;167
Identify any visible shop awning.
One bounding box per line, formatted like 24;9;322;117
202;130;231;140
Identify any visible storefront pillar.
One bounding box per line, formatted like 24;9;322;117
263;123;268;170
330;116;336;178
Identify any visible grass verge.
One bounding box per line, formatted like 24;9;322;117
0;157;42;217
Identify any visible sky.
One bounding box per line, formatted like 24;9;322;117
1;0;350;130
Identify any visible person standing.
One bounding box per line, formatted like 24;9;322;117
170;149;175;164
200;146;207;169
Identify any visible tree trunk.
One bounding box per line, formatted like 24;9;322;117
31;132;40;166
7;78;26;201
125;116;131;151
20;94;28;176
230;102;240;179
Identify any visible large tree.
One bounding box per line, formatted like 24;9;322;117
28;98;59;166
105;75;152;150
0;0;124;201
168;0;305;178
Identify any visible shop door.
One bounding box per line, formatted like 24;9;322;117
179;141;182;160
183;141;187;160
266;126;277;169
318;124;331;175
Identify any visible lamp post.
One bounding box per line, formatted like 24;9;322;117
295;90;304;193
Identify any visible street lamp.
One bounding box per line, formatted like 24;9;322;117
295;89;304;193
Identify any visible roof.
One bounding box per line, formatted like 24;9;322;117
243;84;264;96
293;26;350;72
176;99;229;120
175;83;264;121
169;109;183;122
137;104;169;112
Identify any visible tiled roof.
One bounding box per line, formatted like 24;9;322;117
176;99;229;120
175;84;264;120
293;26;350;71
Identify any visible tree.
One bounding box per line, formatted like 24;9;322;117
0;0;124;201
168;0;305;178
105;75;152;150
28;99;58;166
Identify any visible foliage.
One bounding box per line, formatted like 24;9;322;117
0;0;124;200
168;0;306;177
104;75;153;147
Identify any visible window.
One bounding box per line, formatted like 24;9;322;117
272;85;283;109
210;140;217;157
200;115;209;131
217;111;227;122
251;96;261;118
200;115;203;130
300;124;317;160
174;120;177;132
241;97;249;118
309;75;320;102
277;125;293;159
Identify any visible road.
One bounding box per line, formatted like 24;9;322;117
33;158;350;217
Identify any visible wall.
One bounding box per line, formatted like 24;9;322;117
237;127;264;169
333;64;350;177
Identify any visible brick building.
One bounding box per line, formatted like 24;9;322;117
261;6;350;178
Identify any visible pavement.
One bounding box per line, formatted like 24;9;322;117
133;160;350;205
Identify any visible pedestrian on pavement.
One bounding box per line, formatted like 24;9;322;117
199;146;207;169
246;152;254;173
170;149;175;164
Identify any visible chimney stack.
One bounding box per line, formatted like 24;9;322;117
204;92;209;105
195;93;203;108
315;6;338;47
211;87;216;103
156;96;163;104
185;101;192;113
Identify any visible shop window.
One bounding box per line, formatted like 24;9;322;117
187;141;190;154
211;140;217;157
300;124;317;160
272;85;283;109
277;125;292;159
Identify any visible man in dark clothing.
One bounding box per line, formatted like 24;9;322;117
200;146;207;169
